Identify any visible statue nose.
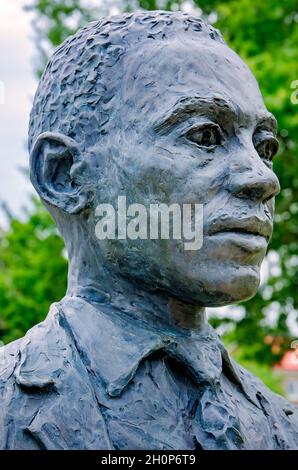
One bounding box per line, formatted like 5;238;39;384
228;163;280;203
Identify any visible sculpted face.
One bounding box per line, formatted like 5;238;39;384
30;18;280;308
89;37;280;307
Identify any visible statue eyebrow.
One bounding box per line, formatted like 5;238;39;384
153;96;238;134
153;96;278;136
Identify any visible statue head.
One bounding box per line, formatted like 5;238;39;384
28;11;280;308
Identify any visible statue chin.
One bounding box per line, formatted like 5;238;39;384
204;268;261;307
156;264;262;308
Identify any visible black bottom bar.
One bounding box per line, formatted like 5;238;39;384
0;450;298;466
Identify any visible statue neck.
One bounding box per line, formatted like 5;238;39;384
65;239;207;334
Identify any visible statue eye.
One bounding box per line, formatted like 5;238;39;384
186;124;223;148
253;131;279;161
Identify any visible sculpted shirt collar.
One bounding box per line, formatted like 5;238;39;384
59;295;256;404
12;295;298;450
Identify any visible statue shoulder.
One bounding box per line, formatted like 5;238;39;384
0;302;79;449
0;301;73;394
234;358;298;447
0;301;111;450
0;337;23;384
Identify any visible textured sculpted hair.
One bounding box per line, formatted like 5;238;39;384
28;10;224;154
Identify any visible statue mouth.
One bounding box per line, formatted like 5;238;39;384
206;216;273;242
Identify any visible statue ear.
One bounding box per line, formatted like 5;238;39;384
30;132;89;214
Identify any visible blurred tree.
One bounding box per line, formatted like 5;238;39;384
0;198;68;344
25;0;97;75
1;0;295;365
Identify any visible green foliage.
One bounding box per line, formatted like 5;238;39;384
5;0;295;366
0;198;67;344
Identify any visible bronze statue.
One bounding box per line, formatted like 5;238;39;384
0;11;297;450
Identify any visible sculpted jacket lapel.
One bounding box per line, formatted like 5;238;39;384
165;327;262;449
13;303;113;450
169;328;298;449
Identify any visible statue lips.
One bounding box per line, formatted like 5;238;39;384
206;216;273;253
